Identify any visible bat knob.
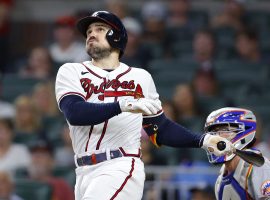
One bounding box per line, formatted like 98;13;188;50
217;141;226;151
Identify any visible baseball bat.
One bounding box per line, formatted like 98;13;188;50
217;141;265;167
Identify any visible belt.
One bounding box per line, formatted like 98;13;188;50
76;149;140;166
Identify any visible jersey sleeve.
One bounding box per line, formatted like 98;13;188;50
143;72;163;118
55;63;86;108
142;72;163;147
145;72;160;101
251;159;270;199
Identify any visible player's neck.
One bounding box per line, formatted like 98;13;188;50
91;53;120;70
224;156;240;174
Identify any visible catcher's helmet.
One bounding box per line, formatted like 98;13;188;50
77;11;128;57
204;107;256;164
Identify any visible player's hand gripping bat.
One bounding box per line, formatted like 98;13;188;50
217;141;265;167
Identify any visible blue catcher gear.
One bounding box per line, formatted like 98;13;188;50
76;10;128;57
204;107;256;164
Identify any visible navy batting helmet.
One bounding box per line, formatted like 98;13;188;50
77;11;128;57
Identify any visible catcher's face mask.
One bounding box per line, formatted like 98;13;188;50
204;107;256;164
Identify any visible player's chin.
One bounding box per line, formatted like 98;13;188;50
86;42;95;49
86;46;95;54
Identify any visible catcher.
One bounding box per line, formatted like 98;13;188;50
204;107;270;200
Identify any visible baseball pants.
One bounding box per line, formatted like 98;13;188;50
75;157;145;200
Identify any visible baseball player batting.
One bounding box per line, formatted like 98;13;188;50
55;11;233;200
204;107;270;200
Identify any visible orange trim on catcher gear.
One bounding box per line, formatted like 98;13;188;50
245;163;253;200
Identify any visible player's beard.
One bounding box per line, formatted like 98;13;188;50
87;45;112;60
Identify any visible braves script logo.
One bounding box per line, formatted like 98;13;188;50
80;78;144;100
261;180;270;196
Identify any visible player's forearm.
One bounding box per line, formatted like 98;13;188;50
60;95;122;125
156;118;203;148
143;113;204;148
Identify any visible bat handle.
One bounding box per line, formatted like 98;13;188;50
217;141;226;151
218;141;265;167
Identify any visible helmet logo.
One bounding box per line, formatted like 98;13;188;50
107;29;121;42
107;30;113;36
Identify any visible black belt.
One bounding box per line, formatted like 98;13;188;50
76;149;124;166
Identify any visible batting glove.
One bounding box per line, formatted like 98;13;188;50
119;98;162;115
202;134;234;156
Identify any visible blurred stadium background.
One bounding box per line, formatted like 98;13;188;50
0;0;270;199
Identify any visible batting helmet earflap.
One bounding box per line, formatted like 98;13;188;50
76;11;128;57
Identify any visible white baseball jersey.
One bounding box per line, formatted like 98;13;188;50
55;61;161;200
215;157;270;200
55;61;160;156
